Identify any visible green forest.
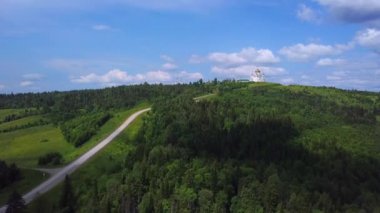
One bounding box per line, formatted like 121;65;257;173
1;81;380;212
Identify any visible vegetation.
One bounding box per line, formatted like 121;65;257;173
6;191;26;213
60;112;112;147
37;152;63;166
0;169;48;206
59;176;75;213
3;81;380;212
0;160;21;189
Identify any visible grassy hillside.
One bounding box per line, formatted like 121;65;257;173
0;102;150;168
0;125;72;167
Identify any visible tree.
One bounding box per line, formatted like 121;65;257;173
6;191;26;213
264;174;282;213
59;175;75;213
198;189;213;213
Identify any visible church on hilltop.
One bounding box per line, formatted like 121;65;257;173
250;69;265;82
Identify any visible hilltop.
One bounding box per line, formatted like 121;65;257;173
1;82;380;212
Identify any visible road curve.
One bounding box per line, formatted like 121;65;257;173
0;108;151;213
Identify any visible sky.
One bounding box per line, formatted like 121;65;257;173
1;0;380;93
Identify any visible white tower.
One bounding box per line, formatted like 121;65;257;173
250;69;265;82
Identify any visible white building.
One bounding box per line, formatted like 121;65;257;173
250;69;265;82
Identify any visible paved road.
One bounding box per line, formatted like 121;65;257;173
0;108;150;213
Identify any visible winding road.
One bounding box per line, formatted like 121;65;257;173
0;108;151;212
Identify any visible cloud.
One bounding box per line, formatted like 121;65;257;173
323;56;380;91
189;55;204;64
72;69;202;85
45;58;129;74
0;84;5;90
355;28;380;52
316;0;380;23
279;43;352;61
160;55;178;70
177;71;203;81
208;47;280;65
20;81;34;87
18;73;43;88
160;55;174;62
92;24;111;31
144;70;172;82
72;69;132;84
162;63;178;70
211;65;285;78
22;73;43;80
297;4;320;23
316;58;346;66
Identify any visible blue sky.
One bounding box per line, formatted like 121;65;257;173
1;0;380;93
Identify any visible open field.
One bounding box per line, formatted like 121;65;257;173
0;109;27;121
0;125;72;168
0;102;149;168
0;115;46;131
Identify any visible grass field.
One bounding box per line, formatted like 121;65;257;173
0;109;27;121
27;108;147;212
0;115;46;131
0;169;48;206
0;102;150;168
0;125;72;167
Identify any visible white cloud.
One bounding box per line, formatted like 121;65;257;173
72;69;202;85
355;28;380;52
45;58;129;74
72;69;132;84
297;4;320;23
162;63;178;70
189;54;204;64
92;24;111;31
0;84;5;90
279;43;351;61
160;55;177;70
208;47;280;65
316;0;380;23
211;65;285;78
177;71;203;81
20;81;34;87
160;55;174;62
144;70;172;82
317;58;346;66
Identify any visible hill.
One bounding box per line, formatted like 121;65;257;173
2;81;380;212
25;81;380;213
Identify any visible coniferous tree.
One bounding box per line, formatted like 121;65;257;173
6;191;26;213
59;175;75;213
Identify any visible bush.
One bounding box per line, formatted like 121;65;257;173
38;152;63;166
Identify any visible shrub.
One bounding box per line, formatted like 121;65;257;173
38;152;63;166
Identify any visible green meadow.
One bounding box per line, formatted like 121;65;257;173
0;102;149;168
